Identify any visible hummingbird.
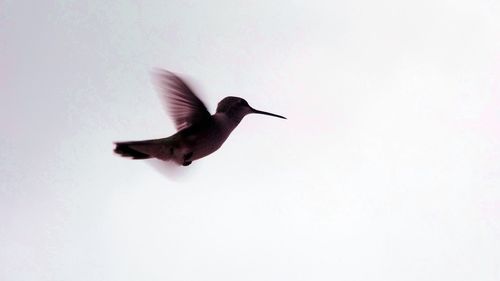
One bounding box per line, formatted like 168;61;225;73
114;69;286;166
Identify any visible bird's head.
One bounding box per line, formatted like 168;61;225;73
216;96;286;122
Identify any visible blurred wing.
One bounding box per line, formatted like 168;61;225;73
153;69;211;131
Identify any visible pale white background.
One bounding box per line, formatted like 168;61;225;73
1;0;500;280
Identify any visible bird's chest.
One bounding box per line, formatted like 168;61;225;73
181;122;234;160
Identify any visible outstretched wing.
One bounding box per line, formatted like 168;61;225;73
153;69;211;131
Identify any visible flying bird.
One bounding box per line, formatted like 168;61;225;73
114;69;286;166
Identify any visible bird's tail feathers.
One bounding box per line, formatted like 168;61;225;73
114;138;173;161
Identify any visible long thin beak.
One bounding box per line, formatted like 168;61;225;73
250;107;287;119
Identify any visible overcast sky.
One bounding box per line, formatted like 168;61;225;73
2;0;500;280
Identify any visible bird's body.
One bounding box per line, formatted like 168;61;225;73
114;70;285;166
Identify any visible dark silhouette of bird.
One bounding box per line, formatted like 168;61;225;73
114;69;286;166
